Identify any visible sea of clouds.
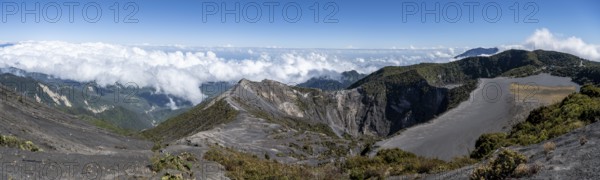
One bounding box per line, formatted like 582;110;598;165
0;28;597;104
0;41;460;104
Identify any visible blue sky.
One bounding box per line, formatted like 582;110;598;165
1;0;598;48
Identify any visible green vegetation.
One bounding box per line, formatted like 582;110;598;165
150;152;199;180
161;173;183;180
150;152;197;173
446;80;478;110
63;101;154;131
204;146;476;180
150;152;198;179
345;148;476;179
470;133;511;159
471;85;600;159
79;115;138;136
204;146;332;180
470;149;528;180
142;99;238;141
0;135;42;152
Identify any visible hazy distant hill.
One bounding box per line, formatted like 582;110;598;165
454;47;499;59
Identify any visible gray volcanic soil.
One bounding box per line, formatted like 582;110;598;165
0;85;229;179
169;81;358;165
398;121;600;180
374;74;579;161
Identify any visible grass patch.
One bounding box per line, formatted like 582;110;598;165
142;99;238;141
0;135;42;152
80;115;138;136
150;152;198;174
204;146;324;180
345;148;477;179
204;146;476;180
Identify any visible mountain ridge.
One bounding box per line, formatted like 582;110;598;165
149;49;600;143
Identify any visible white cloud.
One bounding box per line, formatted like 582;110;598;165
0;41;463;104
525;28;600;60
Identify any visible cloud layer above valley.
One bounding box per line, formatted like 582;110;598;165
0;41;457;104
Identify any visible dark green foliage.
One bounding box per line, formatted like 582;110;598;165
573;67;600;85
581;84;600;97
472;85;600;158
470;133;512;159
510;91;600;145
142;99;238;141
446;80;478;110
470;149;528;180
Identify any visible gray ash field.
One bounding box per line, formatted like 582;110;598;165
374;74;579;161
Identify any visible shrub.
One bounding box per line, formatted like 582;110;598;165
376;148;416;164
161;172;183;180
543;142;556;154
0;135;42;152
581;84;600;98
470;149;528;180
470;133;511;159
150;152;197;173
580;136;588;146
513;164;530;177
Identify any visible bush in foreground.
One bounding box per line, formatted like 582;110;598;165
470;149;528;180
0;135;42;152
150;152;198;179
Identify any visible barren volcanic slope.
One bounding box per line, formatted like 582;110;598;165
0;84;156;179
0;71;191;130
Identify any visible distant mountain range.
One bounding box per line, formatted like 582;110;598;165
454;47;499;59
